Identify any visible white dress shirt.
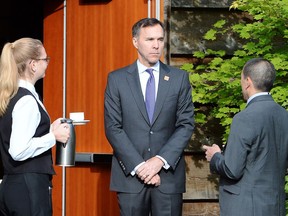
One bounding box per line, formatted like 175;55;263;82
137;60;160;101
247;92;270;105
9;79;56;161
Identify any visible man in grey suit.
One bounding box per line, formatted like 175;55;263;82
104;18;194;216
203;58;288;216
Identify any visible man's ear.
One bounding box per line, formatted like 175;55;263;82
132;37;138;49
245;76;253;90
247;76;253;84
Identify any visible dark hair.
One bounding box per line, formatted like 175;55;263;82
242;58;276;92
132;18;165;38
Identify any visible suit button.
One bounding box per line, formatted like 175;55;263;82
150;131;153;134
148;148;151;152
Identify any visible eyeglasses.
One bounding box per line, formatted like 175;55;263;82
34;56;50;63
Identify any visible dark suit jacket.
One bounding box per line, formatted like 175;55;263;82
104;61;194;194
210;95;288;216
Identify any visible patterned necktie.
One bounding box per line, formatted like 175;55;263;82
145;68;155;123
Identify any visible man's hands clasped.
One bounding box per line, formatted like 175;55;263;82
136;156;164;187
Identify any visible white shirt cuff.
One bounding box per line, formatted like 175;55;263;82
156;155;170;169
131;161;145;176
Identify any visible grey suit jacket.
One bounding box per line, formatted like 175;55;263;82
104;61;194;194
210;95;288;216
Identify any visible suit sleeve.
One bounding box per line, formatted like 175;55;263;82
210;113;254;179
158;71;195;170
104;73;144;175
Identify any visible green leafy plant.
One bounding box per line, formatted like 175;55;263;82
182;0;288;141
181;0;288;211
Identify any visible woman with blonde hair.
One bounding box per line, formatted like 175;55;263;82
0;38;70;216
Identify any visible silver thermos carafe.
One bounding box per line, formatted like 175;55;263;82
56;118;76;166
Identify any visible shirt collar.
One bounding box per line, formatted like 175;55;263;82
247;92;269;104
18;79;38;99
137;60;160;74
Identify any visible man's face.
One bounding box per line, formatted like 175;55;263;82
132;24;164;67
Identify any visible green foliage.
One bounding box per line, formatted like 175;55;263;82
181;0;288;211
181;0;288;140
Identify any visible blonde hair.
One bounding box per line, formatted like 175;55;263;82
0;38;43;116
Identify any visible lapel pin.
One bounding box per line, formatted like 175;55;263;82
164;76;170;81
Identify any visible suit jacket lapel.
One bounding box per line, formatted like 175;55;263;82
151;62;171;124
126;62;151;124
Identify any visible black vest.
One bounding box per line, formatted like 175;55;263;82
0;87;55;175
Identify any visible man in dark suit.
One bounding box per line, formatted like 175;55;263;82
203;58;288;216
104;18;194;216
